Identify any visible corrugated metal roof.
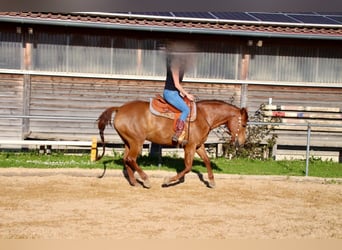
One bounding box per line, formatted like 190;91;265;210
0;12;341;40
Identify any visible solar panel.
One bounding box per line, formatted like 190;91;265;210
130;12;173;17
211;12;258;21
325;15;342;24
248;13;300;23
329;16;342;24
315;12;342;15
283;12;316;15
120;12;342;26
288;14;340;24
171;12;215;19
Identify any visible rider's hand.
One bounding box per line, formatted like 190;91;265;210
186;93;195;102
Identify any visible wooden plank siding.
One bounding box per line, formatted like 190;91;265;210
0;73;24;140
262;105;342;133
2;72;341;158
247;85;342;160
247;85;342;114
26;75;241;143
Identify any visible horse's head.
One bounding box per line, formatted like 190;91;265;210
227;107;248;147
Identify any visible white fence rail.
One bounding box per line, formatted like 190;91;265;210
0;140;92;146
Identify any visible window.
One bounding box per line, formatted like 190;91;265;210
0;28;341;85
0;30;22;69
248;44;342;84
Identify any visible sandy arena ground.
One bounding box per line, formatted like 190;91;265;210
0;168;341;239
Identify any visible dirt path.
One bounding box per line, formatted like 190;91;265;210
0;168;341;239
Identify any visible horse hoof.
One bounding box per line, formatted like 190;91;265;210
142;179;151;189
130;182;138;187
208;180;216;188
163;176;171;186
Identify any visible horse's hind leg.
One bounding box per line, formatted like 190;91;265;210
124;143;151;188
122;145;138;186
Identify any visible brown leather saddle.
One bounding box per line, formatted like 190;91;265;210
150;94;197;130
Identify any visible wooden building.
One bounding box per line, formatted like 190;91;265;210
0;12;341;160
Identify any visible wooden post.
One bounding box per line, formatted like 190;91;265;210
22;74;31;139
137;48;142;74
90;137;98;162
305;124;311;177
240;53;250;80
149;143;162;168
240;49;250;107
22;28;33;139
24;43;32;70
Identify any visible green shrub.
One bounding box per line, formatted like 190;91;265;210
222;103;278;159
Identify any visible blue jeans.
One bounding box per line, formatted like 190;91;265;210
163;89;190;121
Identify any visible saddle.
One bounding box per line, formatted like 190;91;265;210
150;94;197;131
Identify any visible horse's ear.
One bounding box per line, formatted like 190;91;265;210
240;107;248;114
241;107;248;120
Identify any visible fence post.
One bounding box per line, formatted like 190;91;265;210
90;137;97;162
305;124;311;176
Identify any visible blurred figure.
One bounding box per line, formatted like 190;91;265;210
163;41;195;144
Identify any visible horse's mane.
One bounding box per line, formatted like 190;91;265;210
197;99;238;108
197;99;248;118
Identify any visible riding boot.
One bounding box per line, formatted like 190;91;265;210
172;119;186;144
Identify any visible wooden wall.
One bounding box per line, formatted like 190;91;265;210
247;84;342;160
1;72;341;159
0;74;24;140
1;74;240;143
247;84;342;112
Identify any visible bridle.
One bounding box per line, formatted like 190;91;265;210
186;101;192;141
235;115;242;139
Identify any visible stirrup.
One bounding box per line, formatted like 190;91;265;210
172;131;187;146
172;135;178;143
178;130;186;142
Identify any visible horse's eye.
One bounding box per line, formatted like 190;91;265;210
242;125;247;128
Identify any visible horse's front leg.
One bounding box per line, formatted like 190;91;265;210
163;147;195;186
196;144;215;188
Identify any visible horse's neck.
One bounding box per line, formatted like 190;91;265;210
205;103;237;129
210;115;232;129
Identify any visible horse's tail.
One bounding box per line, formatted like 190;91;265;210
96;107;119;162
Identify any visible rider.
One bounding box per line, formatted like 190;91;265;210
163;50;195;144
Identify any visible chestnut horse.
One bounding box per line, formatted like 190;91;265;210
97;99;248;188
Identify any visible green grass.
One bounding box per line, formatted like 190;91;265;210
0;151;341;178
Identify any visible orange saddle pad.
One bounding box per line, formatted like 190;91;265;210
149;94;196;122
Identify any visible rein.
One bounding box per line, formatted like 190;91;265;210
187;99;243;142
195;97;213;131
202;109;242;141
186;100;192;141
